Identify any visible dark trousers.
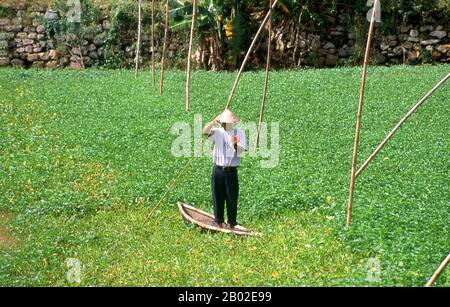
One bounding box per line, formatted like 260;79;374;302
212;165;239;226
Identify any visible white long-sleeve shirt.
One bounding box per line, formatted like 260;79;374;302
209;128;247;167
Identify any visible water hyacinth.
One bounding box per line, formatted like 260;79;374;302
0;65;448;286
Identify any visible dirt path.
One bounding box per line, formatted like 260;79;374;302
0;212;15;250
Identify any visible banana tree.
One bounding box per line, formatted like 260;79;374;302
169;0;228;69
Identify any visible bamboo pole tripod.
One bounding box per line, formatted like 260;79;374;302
134;0;142;79
160;0;170;96
345;3;450;227
425;253;450;287
185;0;197;112
346;71;450;226
255;0;273;150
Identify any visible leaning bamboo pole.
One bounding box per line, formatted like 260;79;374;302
150;0;156;85
425;253;450;287
355;72;450;178
134;0;142;79
225;0;279;110
160;0;170;96
346;0;379;227
143;157;195;225
185;0;197;112
255;0;273;150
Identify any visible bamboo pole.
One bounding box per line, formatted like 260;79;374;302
346;0;379;227
356;72;450;178
143;157;195;225
185;0;197;112
160;0;169;96
255;0;273;150
134;0;142;79
151;0;156;85
425;253;450;287
225;0;279;110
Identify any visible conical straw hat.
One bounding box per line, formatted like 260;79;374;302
218;109;239;124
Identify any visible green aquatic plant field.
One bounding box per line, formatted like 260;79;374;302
0;65;449;286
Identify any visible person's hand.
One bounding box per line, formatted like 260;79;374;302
213;115;221;125
232;135;240;145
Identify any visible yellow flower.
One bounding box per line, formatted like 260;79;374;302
225;21;233;38
277;2;290;14
326;196;333;204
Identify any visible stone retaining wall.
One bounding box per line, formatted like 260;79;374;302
0;2;448;70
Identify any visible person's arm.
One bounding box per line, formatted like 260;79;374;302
203;116;220;138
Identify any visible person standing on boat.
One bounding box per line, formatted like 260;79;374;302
203;109;247;229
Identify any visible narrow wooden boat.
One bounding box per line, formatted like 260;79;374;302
177;202;261;237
